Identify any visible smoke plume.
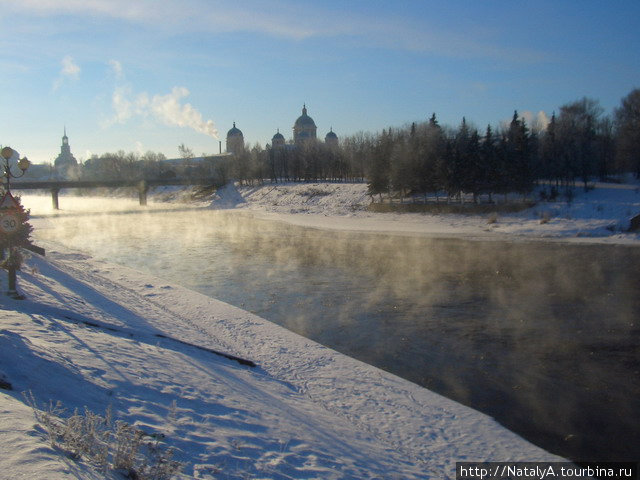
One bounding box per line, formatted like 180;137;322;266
109;82;218;139
147;87;218;139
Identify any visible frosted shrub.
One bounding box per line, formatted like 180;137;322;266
137;439;183;480
61;407;111;467
23;392;183;479
112;421;144;474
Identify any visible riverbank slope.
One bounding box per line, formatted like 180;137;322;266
0;239;564;479
205;181;640;244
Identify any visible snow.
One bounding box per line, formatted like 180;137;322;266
4;180;637;478
0;246;562;480
208;181;640;244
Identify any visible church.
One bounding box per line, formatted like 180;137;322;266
54;128;78;169
225;105;338;153
51;128;79;179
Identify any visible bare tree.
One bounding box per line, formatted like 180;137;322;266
614;88;640;178
178;143;194;160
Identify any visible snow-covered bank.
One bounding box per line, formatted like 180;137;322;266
205;181;640;244
0;242;563;479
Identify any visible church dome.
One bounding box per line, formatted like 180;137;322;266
294;105;316;127
325;128;337;140
226;122;245;154
325;127;338;146
272;129;285;147
227;122;243;137
293;104;317;144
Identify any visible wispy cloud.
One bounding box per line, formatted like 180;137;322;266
61;55;80;77
2;0;315;39
3;0;545;62
108;59;124;80
110;85;135;123
53;55;80;91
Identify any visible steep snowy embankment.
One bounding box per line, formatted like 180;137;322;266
0;242;563;479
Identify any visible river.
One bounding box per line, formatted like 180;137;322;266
27;198;640;462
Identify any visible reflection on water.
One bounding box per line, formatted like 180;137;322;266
31;204;640;461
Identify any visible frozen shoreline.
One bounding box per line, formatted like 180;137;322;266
208;181;640;245
19;179;640;244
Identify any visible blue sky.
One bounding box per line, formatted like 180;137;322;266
1;0;639;165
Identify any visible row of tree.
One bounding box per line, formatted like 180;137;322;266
230;89;639;202
55;89;640;203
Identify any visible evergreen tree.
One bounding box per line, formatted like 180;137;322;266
540;113;560;185
415;114;445;201
447;117;470;200
0;193;33;295
480;125;498;202
506;111;534;196
465;128;483;203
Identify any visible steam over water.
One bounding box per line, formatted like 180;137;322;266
28;198;640;462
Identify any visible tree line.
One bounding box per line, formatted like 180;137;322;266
58;88;640;202
230;88;640;203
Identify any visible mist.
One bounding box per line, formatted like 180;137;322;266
22;193;640;462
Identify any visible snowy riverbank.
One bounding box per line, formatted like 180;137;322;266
3;181;636;478
204;181;640;244
0;232;566;478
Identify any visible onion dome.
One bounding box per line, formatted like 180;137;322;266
325;127;338;147
227;122;243;137
272;128;286;147
293;104;317;144
294;104;316;128
226;122;245;154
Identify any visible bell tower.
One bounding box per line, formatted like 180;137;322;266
54;127;78;171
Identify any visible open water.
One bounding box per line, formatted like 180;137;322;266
30;203;640;462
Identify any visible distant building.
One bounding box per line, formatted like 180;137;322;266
228;105;338;154
271;129;286;148
272;105;338;149
226;122;245;154
325;127;338;147
54;128;78;170
53;128;79;179
293;104;317;145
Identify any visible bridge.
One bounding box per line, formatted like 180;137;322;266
9;177;224;209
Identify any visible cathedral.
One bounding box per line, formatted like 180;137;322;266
225;105;338;153
54;128;78;175
225;122;244;154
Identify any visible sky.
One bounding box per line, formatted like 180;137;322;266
1;0;639;165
